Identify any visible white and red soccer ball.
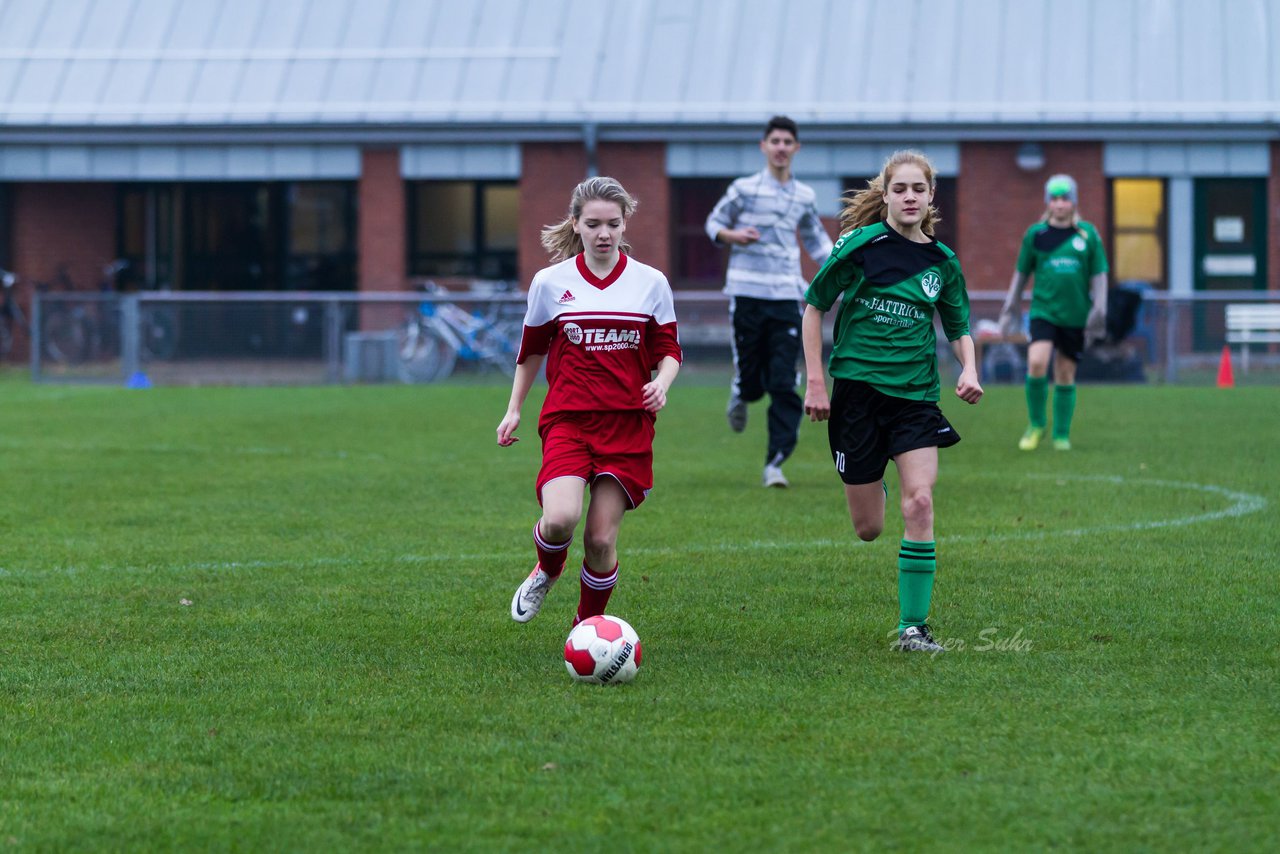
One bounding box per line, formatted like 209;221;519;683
564;615;642;685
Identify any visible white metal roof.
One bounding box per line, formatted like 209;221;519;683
0;0;1276;137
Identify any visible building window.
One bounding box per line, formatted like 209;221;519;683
286;183;356;291
670;178;732;290
673;175;960;290
118;182;355;292
0;185;11;271
408;181;518;280
185;184;279;292
118;185;176;289
1110;178;1165;288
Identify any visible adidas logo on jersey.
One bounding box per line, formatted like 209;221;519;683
558;290;576;304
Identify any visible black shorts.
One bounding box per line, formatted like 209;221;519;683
1029;318;1085;363
827;379;960;485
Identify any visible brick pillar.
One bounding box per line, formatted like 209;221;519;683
596;142;671;274
518;143;589;288
957;142;1106;295
10;183;116;289
7;183;116;358
358;148;406;293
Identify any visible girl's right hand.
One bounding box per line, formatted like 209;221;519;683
496;412;520;446
804;383;830;422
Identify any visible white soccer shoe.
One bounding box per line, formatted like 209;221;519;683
762;463;790;488
726;394;748;433
511;565;555;623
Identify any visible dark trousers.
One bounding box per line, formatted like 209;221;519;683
730;296;803;466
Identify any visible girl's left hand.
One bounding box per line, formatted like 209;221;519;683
1085;307;1107;347
641;380;668;413
955;369;983;404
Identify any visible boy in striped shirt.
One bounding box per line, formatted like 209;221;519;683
706;115;833;488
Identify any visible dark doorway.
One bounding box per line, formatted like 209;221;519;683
185;184;278;292
1193;178;1267;348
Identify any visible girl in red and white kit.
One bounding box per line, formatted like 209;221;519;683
497;176;682;627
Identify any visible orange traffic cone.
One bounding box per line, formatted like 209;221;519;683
1216;345;1235;388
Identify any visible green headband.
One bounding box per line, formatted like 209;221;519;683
1046;179;1073;197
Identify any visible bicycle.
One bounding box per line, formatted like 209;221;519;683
96;260;179;361
137;288;179;361
397;282;522;382
0;267;101;365
37;265;113;365
36;261;179;365
0;269;32;359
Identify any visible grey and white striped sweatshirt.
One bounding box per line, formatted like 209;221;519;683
705;170;833;301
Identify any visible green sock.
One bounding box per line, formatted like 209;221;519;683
897;539;937;632
1025;376;1049;430
1053;385;1077;441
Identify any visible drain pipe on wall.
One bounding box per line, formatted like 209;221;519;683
583;121;599;178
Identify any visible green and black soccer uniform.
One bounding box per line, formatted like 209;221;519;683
1015;220;1108;444
806;219;969;482
1016;220;1107;329
806;221;971;402
805;220;973;635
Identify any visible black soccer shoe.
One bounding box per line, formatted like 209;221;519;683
897;624;945;653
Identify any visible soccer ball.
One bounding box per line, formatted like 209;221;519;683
564;615;642;685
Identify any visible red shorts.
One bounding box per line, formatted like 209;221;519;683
537;410;656;510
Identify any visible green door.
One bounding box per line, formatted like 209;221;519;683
1193;178;1267;348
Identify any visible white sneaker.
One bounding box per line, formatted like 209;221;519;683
511;565;555;622
762;463;789;488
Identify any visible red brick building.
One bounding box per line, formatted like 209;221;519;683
1;1;1276;319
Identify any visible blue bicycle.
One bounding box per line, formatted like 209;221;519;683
397;283;521;383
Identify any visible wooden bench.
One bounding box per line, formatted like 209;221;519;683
1226;303;1280;374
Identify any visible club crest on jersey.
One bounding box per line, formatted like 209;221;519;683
558;290;576;304
921;272;942;299
562;322;584;345
1072;236;1087;252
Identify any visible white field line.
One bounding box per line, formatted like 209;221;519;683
0;436;386;462
0;476;1266;578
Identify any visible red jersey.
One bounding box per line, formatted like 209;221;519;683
518;253;682;425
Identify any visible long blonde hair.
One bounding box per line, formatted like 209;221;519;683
838;150;941;237
540;176;639;261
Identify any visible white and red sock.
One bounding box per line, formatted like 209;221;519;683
574;560;618;625
533;522;571;580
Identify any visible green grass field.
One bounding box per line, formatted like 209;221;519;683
1;371;1276;851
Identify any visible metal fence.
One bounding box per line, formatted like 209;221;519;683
19;286;1280;386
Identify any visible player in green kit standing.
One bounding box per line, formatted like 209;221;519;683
999;174;1108;451
801;151;983;653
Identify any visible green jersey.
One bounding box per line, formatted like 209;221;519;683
1015;220;1108;327
805;221;971;402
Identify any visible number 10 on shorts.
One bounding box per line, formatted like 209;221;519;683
834;451;845;474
